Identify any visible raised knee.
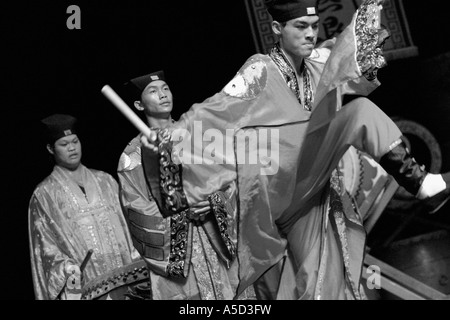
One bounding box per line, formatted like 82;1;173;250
344;97;378;116
347;97;375;107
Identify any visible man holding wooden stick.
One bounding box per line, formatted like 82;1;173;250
104;0;450;300
116;71;255;300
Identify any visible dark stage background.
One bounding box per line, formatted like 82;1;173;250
2;0;450;299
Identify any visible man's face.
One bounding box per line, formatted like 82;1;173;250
139;80;173;117
278;15;320;60
49;134;82;170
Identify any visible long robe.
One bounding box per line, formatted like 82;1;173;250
144;0;400;299
28;164;140;300
118;136;255;300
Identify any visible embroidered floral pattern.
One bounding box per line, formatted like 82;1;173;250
166;209;189;278
157;129;189;215
302;65;314;112
53;167;125;273
208;192;236;260
355;0;388;78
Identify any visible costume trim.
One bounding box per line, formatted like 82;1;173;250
166;209;190;278
158;129;189;215
208;192;237;260
355;0;388;79
269;43;313;111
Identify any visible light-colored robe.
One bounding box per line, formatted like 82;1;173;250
118;136;255;300
28;164;140;300
143;0;399;299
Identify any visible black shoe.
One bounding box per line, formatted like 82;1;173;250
423;172;450;214
379;138;450;214
379;139;427;196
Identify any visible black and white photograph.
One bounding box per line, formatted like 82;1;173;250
3;0;450;304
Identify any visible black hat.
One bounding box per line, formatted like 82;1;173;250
41;114;78;144
126;70;166;98
265;0;318;23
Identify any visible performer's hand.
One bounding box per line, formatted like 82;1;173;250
140;130;159;153
62;264;82;300
188;200;211;222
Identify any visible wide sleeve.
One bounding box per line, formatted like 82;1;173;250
138;132;238;264
118;168;164;222
117;140;160;211
308;0;388;133
117;144;175;274
102;172;142;261
28;192;81;300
